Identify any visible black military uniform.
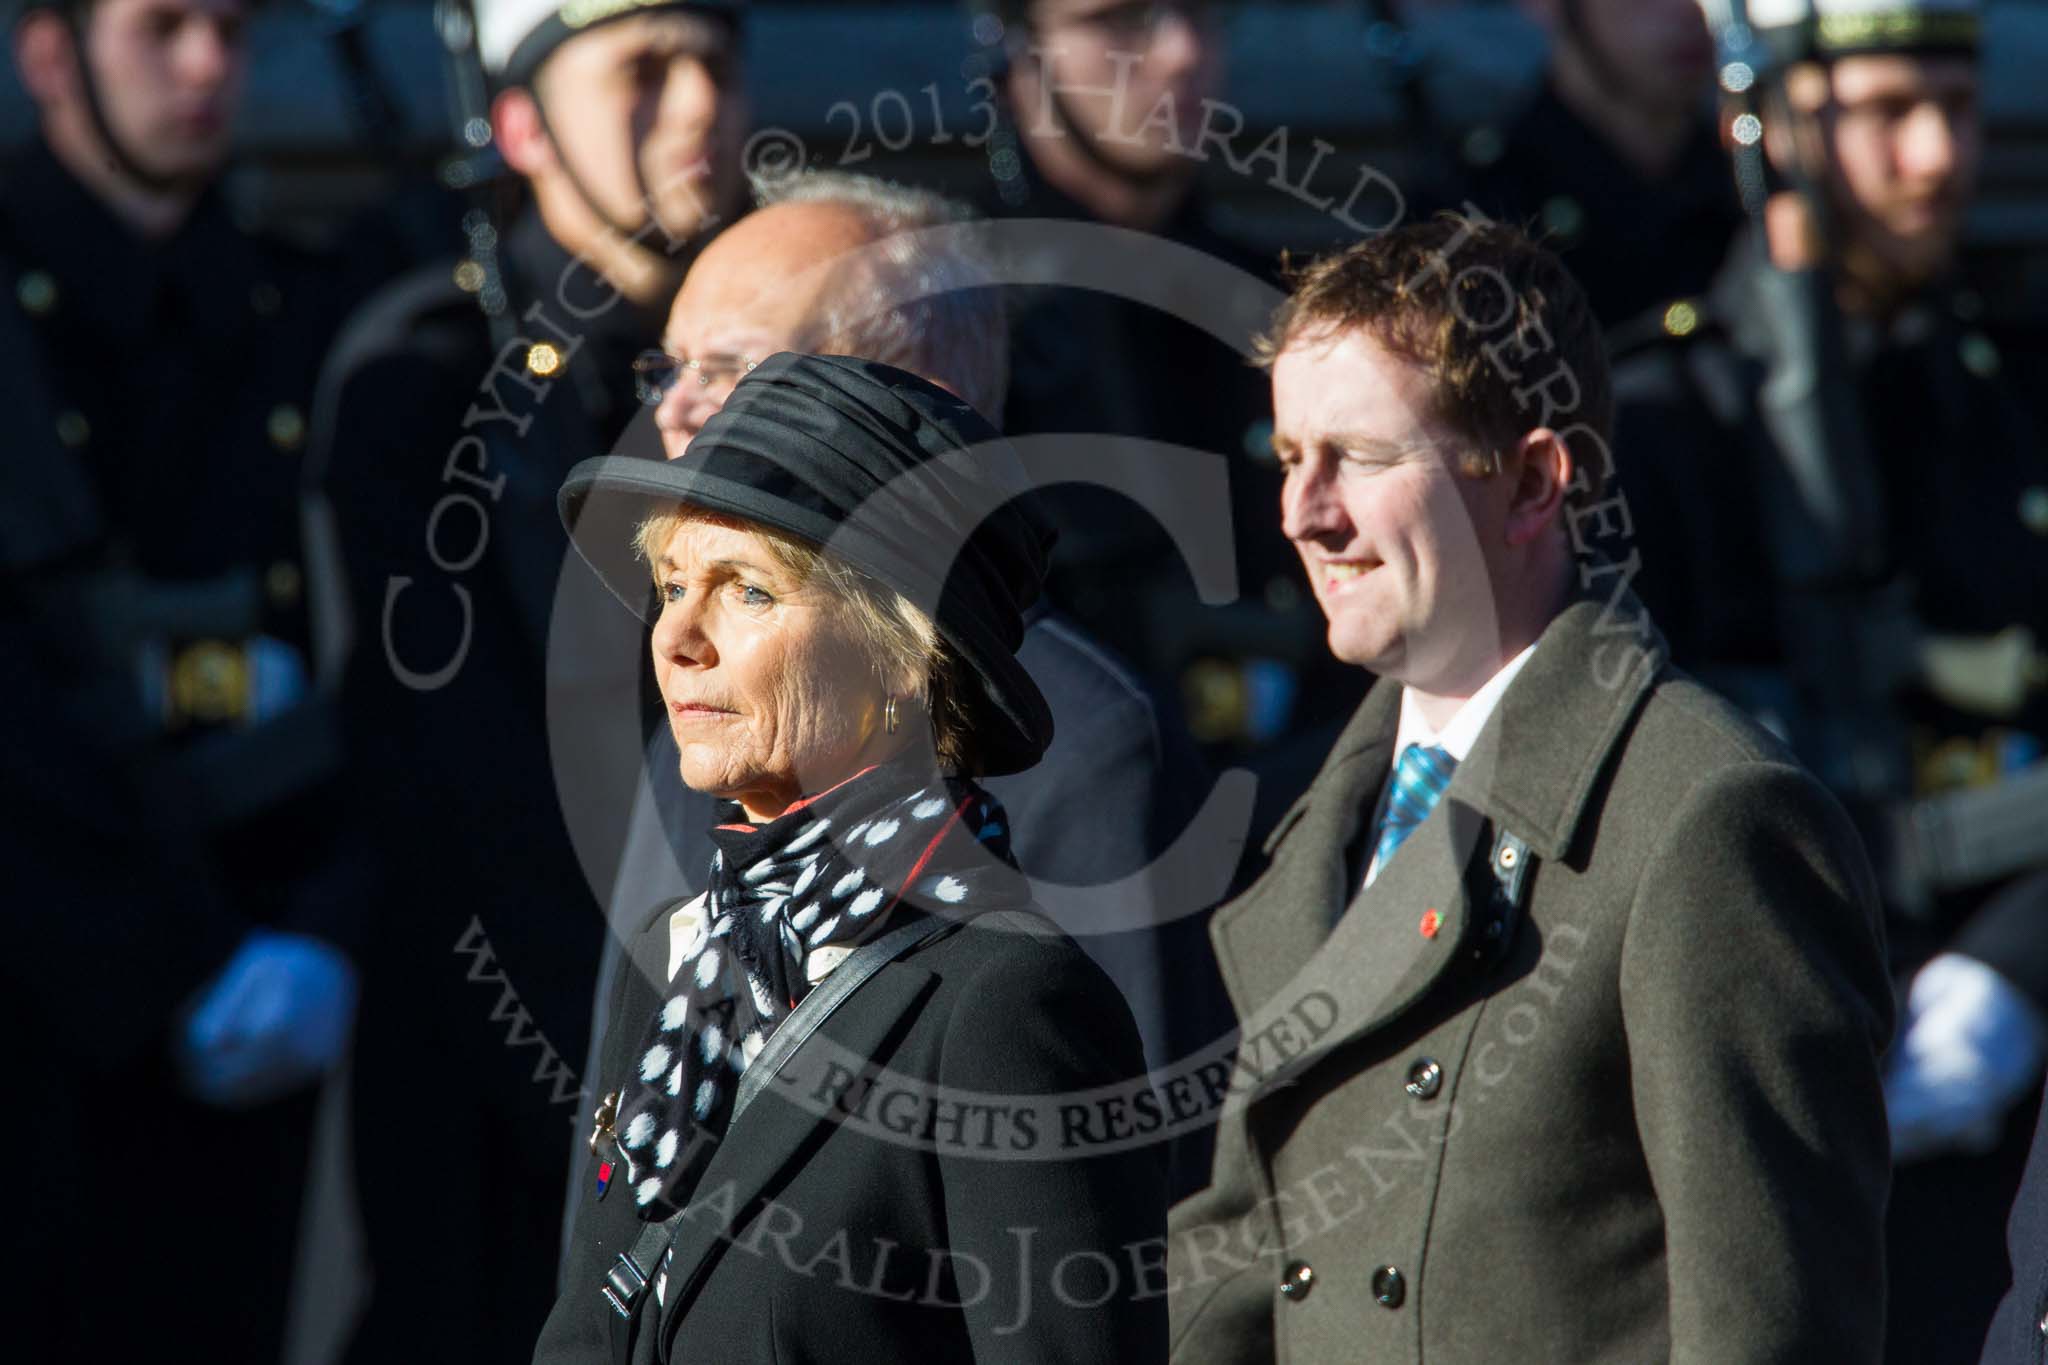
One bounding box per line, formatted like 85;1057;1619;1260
1457;82;1743;331
985;153;1361;851
0;134;356;1358
1613;228;2048;1364
315;198;681;1363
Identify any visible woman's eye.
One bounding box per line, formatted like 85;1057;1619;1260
661;581;685;604
737;584;775;608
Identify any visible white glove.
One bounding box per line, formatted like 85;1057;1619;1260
177;929;359;1109
1886;952;2048;1164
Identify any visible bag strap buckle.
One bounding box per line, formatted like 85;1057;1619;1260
601;1218;673;1320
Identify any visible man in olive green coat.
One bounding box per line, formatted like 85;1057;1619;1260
1164;220;1893;1362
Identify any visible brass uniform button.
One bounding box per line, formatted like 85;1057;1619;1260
170;640;250;725
1278;1260;1314;1302
1182;658;1247;746
1662;299;1700;338
17;270;58;317
526;341;565;377
452;259;487;294
266;561;303;607
56;410;90;449
267;403;306;452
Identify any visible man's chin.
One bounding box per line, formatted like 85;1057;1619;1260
1863;219;1961;289
132;147;228;189
1324;622;1396;673
650;173;740;248
1093;137;1193;184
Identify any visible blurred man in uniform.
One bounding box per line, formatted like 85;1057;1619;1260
309;1;748;1358
2;0;357;1355
978;0;1348;820
1610;2;2048;1358
1458;0;1741;329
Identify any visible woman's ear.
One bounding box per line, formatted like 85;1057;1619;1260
1503;427;1572;548
492;86;552;178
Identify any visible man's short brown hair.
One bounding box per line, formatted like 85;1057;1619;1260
1258;215;1614;503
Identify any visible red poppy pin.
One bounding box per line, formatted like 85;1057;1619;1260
1420;909;1442;939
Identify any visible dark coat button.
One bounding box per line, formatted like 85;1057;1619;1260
1404;1058;1443;1099
1279;1260;1314;1301
1372;1265;1406;1309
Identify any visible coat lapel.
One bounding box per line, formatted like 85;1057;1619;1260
1209;681;1397;1031
1245;774;1495;1100
1207;588;1670;1101
655;961;939;1343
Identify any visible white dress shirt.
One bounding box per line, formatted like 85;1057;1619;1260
1364;642;1538;888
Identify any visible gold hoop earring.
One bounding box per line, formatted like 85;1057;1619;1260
883;696;900;735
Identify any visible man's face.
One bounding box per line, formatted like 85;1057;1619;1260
1023;0;1220;177
533;12;745;245
1822;54;1981;290
1272;327;1512;690
79;0;248;183
1529;0;1714;116
652;200;877;454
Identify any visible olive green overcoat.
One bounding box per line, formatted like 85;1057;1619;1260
1166;593;1893;1363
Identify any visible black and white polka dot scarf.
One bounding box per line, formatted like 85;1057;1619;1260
615;761;1028;1218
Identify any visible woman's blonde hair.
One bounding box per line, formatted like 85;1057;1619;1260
633;506;982;775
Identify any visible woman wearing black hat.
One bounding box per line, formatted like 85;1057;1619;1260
536;353;1168;1363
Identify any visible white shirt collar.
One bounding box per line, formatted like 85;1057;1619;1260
1392;641;1539;767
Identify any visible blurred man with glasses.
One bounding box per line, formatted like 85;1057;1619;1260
307;3;749;1360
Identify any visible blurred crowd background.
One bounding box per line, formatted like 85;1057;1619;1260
5;0;2048;1361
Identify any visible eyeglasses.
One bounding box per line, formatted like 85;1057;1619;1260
632;349;758;405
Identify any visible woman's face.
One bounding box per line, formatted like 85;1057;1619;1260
649;515;901;821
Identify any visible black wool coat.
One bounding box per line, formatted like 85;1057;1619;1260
537;901;1171;1363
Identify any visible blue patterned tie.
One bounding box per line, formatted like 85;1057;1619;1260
1373;744;1456;879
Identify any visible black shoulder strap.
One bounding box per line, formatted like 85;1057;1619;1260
731;911;963;1123
602;909;966;1359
